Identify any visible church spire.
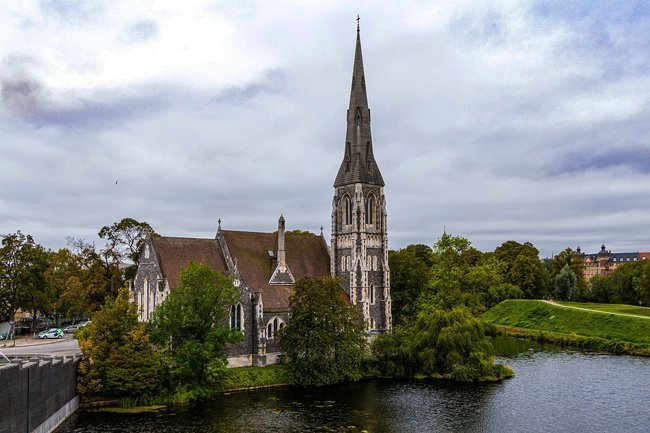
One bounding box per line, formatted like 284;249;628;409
334;22;384;187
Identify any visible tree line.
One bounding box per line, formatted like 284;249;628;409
389;237;650;327
0;218;154;329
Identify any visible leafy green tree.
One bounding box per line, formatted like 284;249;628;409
426;233;521;313
508;253;550;299
372;306;513;381
77;287;163;398
494;241;539;272
68;237;123;312
554;264;577;301
552;248;588;299
589;275;610;303
0;231;51;325
279;276;367;386
98;218;156;280
148;261;241;388
388;244;433;325
638;265;650;307
19;244;52;330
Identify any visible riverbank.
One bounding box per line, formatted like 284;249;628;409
84;364;292;410
483;299;650;356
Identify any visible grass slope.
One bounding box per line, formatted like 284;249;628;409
557;302;650;318
483;300;650;345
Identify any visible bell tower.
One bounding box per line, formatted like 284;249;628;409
331;22;391;332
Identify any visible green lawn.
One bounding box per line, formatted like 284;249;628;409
483;299;650;345
557;301;650;318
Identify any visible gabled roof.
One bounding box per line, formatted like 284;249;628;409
221;230;330;311
152;236;228;289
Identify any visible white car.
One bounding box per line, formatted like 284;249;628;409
38;328;63;339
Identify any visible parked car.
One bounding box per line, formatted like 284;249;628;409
78;321;91;328
38;328;63;339
63;325;80;334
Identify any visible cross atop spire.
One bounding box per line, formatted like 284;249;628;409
357;15;360;32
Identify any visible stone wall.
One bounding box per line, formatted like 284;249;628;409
0;356;80;433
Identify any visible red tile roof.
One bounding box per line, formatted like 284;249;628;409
152;236;228;289
222;230;331;311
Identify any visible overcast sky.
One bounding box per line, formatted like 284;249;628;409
1;1;649;258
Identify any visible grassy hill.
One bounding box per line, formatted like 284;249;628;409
483;299;650;346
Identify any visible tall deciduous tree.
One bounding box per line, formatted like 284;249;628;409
554;264;577;301
148;261;240;388
388;244;433;325
495;240;550;299
279;276;367;386
552;248;588;299
0;231;49;324
77;287;163;398
98;218;156;280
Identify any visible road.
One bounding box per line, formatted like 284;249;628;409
0;336;81;358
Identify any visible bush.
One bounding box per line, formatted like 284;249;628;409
372;306;513;381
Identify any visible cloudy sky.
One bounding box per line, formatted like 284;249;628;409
1;1;649;257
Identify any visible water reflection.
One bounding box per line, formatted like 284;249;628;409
57;337;650;433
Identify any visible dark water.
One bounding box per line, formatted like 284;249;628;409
57;337;650;433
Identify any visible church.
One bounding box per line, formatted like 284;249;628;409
132;26;392;367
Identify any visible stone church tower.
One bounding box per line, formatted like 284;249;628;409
331;26;392;332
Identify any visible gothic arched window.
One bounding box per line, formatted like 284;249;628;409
230;303;243;331
365;195;375;225
342;195;353;227
355;108;362;127
267;316;284;339
370;284;375;304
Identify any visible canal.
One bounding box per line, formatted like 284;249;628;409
57;337;650;432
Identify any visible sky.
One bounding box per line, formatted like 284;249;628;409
1;0;649;258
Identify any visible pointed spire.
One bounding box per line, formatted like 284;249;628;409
334;21;384;187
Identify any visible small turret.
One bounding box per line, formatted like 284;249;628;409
269;215;295;285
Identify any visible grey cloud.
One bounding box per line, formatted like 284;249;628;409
121;20;159;44
39;0;103;23
211;70;287;105
1;77;44;113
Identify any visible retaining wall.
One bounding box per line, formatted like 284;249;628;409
0;356;80;433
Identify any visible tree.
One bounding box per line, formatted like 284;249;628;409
494;240;550;299
638;265;650;307
0;231;50;325
426;233;521;314
98;218;156;280
554;264;577;301
44;248;84;325
552;248;588;299
148;261;241;388
388;244;433;325
279;276;367;386
372;306;513;381
77;287;163;398
67;237;122;312
508;253;550;299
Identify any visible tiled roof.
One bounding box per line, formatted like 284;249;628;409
152;236;228;289
222;230;331;311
